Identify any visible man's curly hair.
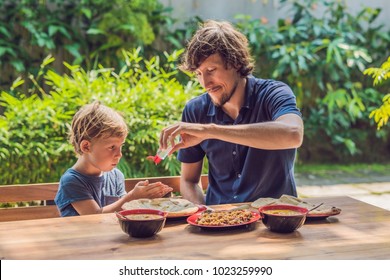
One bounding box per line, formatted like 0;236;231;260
179;20;254;77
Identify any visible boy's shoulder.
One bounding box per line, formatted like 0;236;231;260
59;168;84;185
60;168;124;185
104;168;125;182
109;168;124;177
60;168;77;180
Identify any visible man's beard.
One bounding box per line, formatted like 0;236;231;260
211;80;238;107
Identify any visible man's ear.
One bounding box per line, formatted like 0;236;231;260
80;140;91;153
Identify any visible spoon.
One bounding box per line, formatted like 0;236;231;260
308;203;324;213
115;212;128;220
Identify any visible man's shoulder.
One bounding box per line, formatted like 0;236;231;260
249;77;293;98
182;92;211;119
250;76;289;90
185;92;209;107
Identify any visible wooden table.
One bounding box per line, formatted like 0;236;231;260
1;196;389;260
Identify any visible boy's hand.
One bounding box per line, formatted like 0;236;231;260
131;180;173;200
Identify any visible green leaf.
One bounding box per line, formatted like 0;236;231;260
11;77;25;90
41;55;55;67
64;44;82;59
81;8;92;19
10;60;25;72
0;47;13;57
117;24;135;32
0;26;11;38
86;28;106;35
48;26;59;37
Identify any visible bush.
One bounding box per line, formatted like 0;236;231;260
364;56;390;129
0;0;171;90
234;0;390;162
0;49;202;185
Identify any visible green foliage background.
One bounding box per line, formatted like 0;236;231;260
364;56;390;129
0;0;170;88
0;49;202;184
233;0;390;162
1;0;390;185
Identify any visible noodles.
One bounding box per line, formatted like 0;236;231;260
196;209;253;226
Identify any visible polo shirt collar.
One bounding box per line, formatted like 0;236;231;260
206;76;255;117
207;95;216;116
244;75;256;110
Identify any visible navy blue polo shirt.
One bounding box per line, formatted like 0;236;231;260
177;76;302;205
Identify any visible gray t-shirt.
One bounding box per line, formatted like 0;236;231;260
54;168;126;217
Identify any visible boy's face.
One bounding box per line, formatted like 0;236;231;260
83;136;126;173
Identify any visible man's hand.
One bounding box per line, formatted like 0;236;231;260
160;122;208;154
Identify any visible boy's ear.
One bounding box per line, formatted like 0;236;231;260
80;140;91;153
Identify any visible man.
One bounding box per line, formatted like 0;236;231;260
160;20;304;205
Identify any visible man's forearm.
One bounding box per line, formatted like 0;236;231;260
205;115;303;150
180;183;205;205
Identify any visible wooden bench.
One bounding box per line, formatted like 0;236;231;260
0;175;209;222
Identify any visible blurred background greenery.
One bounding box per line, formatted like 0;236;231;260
0;0;389;185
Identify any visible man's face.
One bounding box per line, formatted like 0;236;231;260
195;53;240;107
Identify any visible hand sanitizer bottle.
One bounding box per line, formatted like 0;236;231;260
147;136;179;165
152;145;173;164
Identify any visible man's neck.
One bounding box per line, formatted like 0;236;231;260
222;77;247;120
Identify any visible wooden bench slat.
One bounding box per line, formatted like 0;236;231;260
0;183;59;203
0;175;209;222
0;175;208;203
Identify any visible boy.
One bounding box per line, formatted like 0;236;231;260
55;101;172;216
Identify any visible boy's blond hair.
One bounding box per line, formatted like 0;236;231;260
69;101;128;155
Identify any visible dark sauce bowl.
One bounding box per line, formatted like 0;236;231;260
116;208;168;238
258;204;308;233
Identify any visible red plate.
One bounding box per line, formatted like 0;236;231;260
187;211;261;228
306;211;341;220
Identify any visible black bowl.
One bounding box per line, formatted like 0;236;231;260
258;204;308;233
116;208;167;238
